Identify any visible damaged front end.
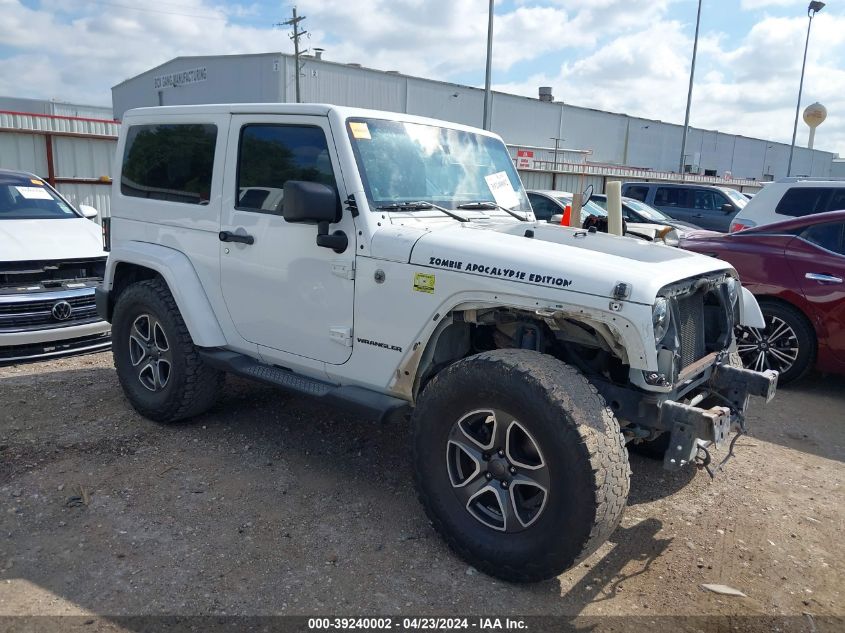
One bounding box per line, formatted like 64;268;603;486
593;272;778;473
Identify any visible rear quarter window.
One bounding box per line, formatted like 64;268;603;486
121;124;217;204
624;185;649;202
775;187;845;217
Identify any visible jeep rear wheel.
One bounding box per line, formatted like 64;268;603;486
112;278;224;423
412;349;630;582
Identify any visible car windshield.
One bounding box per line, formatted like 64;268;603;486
0;178;78;220
721;188;748;209
554;196;608;222
347;118;530;212
624;198;671;221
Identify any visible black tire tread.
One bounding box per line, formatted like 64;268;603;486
412;349;630;582
113;278;223;423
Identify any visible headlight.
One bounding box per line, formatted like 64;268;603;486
652;297;670;343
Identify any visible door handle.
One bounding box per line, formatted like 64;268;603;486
805;272;843;283
219;230;255;245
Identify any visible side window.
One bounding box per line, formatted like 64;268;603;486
826;188;845;212
693;190;717;211
527;194;556;221
620;204;634;221
655;187;690;208
121;124;217;204
801;223;845;256
626;185;649;202
775;187;832;217
237;125;336;213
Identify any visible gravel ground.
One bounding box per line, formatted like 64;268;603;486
0;352;842;627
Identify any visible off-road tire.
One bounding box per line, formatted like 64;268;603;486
412;349;630;582
112;278;224;423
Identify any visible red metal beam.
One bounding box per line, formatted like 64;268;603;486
0;109;118;124
44;133;56;187
0;126;116;141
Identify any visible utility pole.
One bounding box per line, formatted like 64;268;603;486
482;0;494;130
276;7;307;103
678;0;702;177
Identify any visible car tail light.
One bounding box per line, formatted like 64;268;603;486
102;216;111;252
729;220;756;232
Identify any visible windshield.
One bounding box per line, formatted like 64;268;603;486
0;178;79;220
624;198;671;221
553;195;608;223
721;188;748;208
347;118;530;212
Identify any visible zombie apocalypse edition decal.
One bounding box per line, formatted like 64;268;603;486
427;257;572;289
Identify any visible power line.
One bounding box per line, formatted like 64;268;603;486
81;0;228;21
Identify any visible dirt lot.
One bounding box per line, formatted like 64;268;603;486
0;352;843;627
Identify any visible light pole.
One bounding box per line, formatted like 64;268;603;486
787;1;825;176
482;0;494;130
762;144;774;180
678;0;703;176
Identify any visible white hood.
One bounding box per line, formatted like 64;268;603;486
407;220;733;305
0;218;105;263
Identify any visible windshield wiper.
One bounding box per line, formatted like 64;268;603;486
376;201;470;223
456;201;530;222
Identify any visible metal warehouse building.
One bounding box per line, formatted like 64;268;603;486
0;96;117;217
113;52;838;192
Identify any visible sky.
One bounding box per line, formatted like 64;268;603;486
1;0;843;155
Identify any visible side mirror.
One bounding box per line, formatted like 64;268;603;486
282;180;347;253
581;184;594;207
721;203;735;213
79;204;98;220
282;181;340;224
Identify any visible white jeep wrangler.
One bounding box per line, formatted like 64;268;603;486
96;104;777;582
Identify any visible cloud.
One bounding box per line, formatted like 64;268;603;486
0;0;842;154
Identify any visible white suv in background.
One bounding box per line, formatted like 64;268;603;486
0;169;111;364
730;178;845;232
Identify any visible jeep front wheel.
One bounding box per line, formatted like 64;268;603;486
412;349;630;582
112;278;224;423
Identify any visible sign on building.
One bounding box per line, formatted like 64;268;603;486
516;149;534;169
154;67;208;90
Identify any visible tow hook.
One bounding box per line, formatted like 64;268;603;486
660;401;732;471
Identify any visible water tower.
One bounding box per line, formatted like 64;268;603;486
803;102;827;149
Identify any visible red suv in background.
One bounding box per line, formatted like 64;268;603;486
681;211;845;384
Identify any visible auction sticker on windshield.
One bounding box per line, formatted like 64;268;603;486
15;186;52;200
349;121;371;140
484;172;519;209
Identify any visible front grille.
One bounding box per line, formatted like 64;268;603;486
0;292;99;331
676;291;706;369
0;332;111;364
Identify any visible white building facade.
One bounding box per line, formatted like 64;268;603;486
112;53;838;187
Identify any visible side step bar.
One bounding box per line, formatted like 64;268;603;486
198;348;410;424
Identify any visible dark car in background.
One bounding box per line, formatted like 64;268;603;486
681;211;845;383
590;194;698;234
622;182;748;231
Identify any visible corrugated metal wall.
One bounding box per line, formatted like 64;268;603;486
0;106;117;218
0;132;46;173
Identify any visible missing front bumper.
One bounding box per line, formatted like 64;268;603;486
660;362;778;471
